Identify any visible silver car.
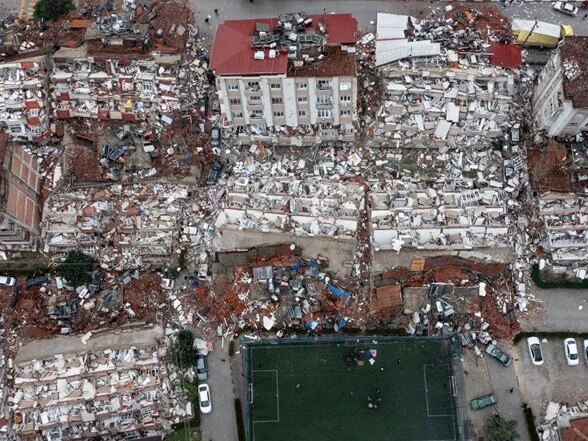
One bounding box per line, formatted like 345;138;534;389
552;1;578;16
0;276;16;286
527;337;544;366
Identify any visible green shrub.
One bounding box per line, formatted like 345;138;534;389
522;404;540;441
58;251;95;287
33;0;74;21
169;330;196;369
235;399;246;441
531;264;588;289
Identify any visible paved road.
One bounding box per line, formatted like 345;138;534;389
519;283;588;332
189;0;588;43
485;350;531;441
199;337;239;441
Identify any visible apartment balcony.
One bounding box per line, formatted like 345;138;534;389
316;102;333;110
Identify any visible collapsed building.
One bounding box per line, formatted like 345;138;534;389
8;326;192;441
210;13;358;145
0;55;49;141
216;177;363;239
537;191;588;267
370;13;519;149
369;179;511;257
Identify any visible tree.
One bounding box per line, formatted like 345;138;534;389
33;0;74;22
58;251;94;287
485;413;520;441
168;330;196;369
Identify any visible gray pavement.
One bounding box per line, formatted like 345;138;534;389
189;0;588;44
485;344;530;441
513;336;588;416
199;338;239;441
15;324;161;362
214;227;355;275
519;283;588;332
462;348;530;441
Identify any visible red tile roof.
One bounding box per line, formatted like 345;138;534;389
562;418;588;441
561;36;588;109
489;42;522;68
210;14;357;76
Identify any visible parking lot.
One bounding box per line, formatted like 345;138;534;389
514;336;588;416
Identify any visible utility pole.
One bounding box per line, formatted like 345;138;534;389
522;18;539;48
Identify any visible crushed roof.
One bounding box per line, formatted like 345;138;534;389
210;14;357;76
489;42;522;69
561;36;588;108
562;418;588;441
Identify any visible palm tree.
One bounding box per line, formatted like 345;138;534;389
485;413;520;441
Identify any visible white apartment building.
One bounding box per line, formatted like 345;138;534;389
210;13;358;144
533;36;588;138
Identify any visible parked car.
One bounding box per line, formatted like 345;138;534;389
470;393;497;411
196;354;208;381
161;278;175;290
205;160;223;185
26;274;48;288
564;338;579;366
198;384;212;414
0;276;16;287
210;126;221;147
527;337;544;366
583;339;588;366
485;344;512;367
552;1;578;16
197;263;209;282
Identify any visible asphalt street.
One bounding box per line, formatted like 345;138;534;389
519;283;588;332
188;0;588;43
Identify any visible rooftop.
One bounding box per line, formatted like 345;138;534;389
562;418;588;441
560;36;588;108
210;13;357;76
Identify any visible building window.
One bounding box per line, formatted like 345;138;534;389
298;110;307;117
270;83;281;89
249;95;261;102
273;111;284;117
250;110;263;119
227;83;239;91
247;81;260;90
232;112;243;118
316;95;332;104
297;97;308;103
317;109;332;118
340;82;351;91
271;97;283;104
340;95;351;102
229;98;241;105
340;110;351;116
141;82;154;92
317;79;331;90
297;82;307;90
29;125;43;135
300;124;311;130
8;125;22;135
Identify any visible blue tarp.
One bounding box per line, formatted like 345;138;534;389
288;259;302;271
328;284;350;299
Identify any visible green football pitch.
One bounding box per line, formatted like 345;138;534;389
245;337;459;441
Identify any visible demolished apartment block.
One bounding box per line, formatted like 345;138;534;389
369;179;511;258
51;44;181;122
533;36;588;138
537;192;588;266
0;55;49;140
0;133;44;250
372;13;518;149
9;326;190;441
210;13;358;145
42;183;199;266
216;178;363;239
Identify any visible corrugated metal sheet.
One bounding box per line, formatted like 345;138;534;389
253;266;273;280
375;39;440;67
376;13;411;40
